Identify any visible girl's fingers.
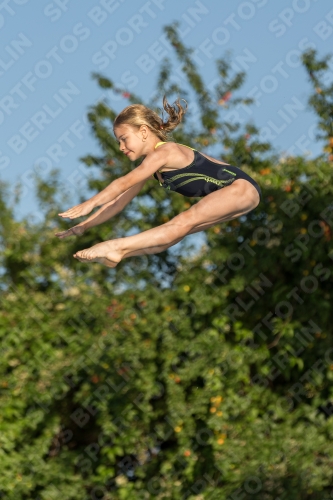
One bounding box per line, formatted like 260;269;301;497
59;208;73;214
58;207;79;216
59;211;75;217
55;229;73;238
55;226;84;238
58;212;80;219
58;202;92;219
59;203;87;213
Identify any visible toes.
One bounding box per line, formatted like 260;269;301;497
76;250;89;258
74;249;95;262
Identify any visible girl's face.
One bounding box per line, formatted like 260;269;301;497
114;124;145;161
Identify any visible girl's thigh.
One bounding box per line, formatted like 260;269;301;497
175;179;260;230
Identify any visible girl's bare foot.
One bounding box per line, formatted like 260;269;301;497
73;241;122;268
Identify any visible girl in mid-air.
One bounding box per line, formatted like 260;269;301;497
56;97;262;267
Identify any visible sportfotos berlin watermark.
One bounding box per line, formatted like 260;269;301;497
0;0;30;28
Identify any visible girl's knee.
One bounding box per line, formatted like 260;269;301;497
244;190;260;213
234;180;260;210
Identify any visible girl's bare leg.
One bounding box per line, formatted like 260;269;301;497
74;219;190;267
74;180;259;268
122;209;247;259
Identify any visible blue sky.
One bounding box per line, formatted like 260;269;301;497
0;0;332;222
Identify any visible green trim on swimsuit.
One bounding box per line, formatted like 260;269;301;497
164;172;235;189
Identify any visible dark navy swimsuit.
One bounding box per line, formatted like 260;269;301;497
152;142;262;202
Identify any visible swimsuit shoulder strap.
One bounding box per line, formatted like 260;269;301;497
154;141;196;151
176;142;196;151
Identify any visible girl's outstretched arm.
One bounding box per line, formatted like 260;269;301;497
58;148;167;220
55;180;146;239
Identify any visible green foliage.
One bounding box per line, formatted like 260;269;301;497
1;25;333;499
301;48;333;167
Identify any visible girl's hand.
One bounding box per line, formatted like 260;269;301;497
55;225;85;239
58;200;94;219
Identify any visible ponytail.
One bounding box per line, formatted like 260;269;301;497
113;95;188;141
159;96;188;138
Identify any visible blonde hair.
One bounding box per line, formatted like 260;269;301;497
113;96;187;141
